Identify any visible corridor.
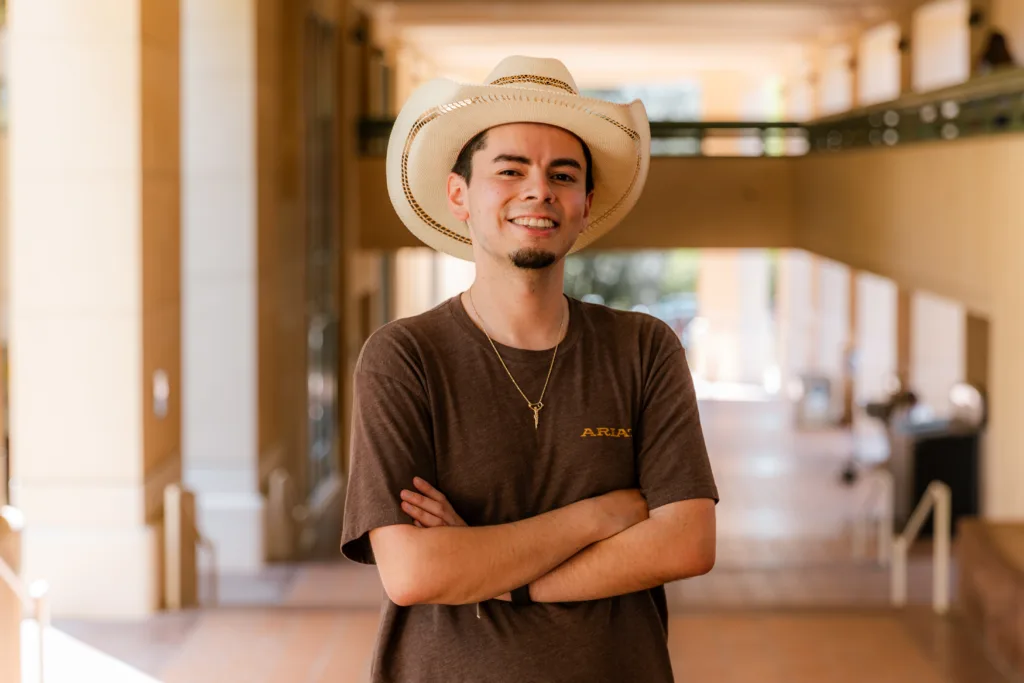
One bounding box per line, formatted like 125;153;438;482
50;400;1012;683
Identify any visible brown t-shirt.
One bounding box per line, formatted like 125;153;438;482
341;294;718;683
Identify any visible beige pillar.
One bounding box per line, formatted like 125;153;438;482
910;291;966;416
985;143;1024;519
694;249;774;387
776;250;815;395
182;0;265;574
810;257;852;422
700;71;756;156
1;509;21;683
850;272;898;454
818;43;855;116
8;0;181;617
393;248;438;319
858;21;902;105
853;273;898;406
913;0;971;91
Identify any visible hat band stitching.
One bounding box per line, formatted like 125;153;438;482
401;95;643;247
489;75;576;94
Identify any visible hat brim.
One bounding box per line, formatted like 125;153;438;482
386;79;651;262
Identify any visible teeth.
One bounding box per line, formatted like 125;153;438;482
510;217;556;229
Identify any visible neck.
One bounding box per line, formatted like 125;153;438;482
464;263;568;351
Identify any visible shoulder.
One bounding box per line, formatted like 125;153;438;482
356;298;456;378
576;298;682;357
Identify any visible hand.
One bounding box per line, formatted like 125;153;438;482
591;489;649;538
400;477;468;528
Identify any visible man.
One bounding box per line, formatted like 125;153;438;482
341;56;718;682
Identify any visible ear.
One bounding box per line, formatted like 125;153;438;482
582;190;594;226
446;172;471;222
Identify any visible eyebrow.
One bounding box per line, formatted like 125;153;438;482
492;154;583;171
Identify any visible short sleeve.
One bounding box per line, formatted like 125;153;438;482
634;324;719;510
340;326;435;565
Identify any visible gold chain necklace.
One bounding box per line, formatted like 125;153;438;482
468;288;565;429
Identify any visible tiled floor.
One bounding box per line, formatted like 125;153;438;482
55;399;1008;682
58;607;1013;683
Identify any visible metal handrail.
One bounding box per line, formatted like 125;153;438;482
1;506;50;683
851;467;893;566
164;485;218;610
891;481;951;615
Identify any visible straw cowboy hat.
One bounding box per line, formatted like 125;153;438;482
385;56;651;262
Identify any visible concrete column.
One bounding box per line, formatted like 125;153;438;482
182;0;264;573
814;258;852;393
858;21;902;105
699;71;757;156
910;291;966;417
985;144;1024;519
852;272;897;447
393;248;437;319
8;0;181;617
775;250;815;395
818;43;855;116
695;249;774;387
913;0;971;91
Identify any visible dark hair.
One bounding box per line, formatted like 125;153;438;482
451;128;595;195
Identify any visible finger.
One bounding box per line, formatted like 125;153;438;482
401;490;450;522
402;501;445;527
413;477;448;504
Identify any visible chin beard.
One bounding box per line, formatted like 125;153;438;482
509;248;558;270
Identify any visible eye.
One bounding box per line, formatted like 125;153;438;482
552;173;576;183
498;169;522;177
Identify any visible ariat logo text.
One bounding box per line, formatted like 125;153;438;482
580;428;632;438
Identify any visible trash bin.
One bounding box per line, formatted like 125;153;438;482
894;382;986;537
903;422;981;538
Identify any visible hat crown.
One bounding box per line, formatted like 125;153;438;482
483;56;580;96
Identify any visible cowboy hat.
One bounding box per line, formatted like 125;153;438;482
385;55;651;262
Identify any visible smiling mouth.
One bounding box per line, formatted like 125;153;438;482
509;217;559;230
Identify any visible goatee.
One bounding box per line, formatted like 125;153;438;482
509;248;557;270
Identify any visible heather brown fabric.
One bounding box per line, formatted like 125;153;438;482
341;294;718;683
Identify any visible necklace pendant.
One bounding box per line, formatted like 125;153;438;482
530;402;543;429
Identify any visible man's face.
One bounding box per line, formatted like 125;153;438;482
446;123;593;270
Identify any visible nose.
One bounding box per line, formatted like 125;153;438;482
520;170;556;204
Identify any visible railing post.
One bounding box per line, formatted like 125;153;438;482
891;536;908;607
877;471;893;567
0;449;8;507
1;506;24;683
30;581;50;683
933;483;952;615
267;469;295;561
164;484;198;610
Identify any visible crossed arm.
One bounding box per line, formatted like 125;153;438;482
368;478;716;606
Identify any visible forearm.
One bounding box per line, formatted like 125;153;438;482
529;505;715;604
372;499;605;606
